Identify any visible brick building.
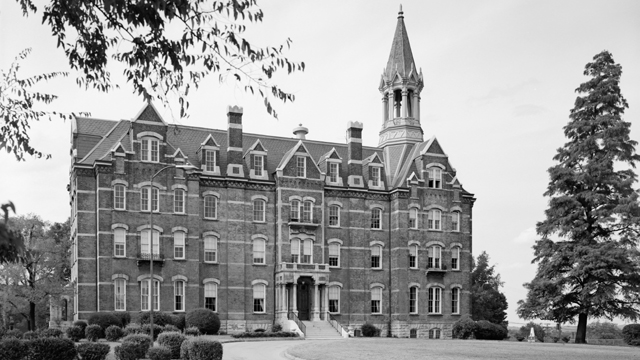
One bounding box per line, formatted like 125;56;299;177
67;9;475;338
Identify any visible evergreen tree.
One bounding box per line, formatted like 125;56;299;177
471;251;508;327
517;51;640;344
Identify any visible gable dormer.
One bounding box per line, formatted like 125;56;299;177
321;148;344;186
197;134;221;175
245;139;268;180
364;153;386;190
276;141;321;180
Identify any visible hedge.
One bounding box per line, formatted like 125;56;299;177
622;324;640;346
181;337;223;360
185;308;220;335
231;331;299;338
184;327;201;336
105;325;124;341
0;338;28;360
86;324;103;342
77;342;111;360
4;329;23;339
139;312;174;327
88;313;122;331
148;346;172;360
25;337;78;360
141;323;164;340
361;323;378;337
474;320;507;340
66;326;84;342
452;317;477;339
158;331;187;359
42;328;63;338
123;323;142;337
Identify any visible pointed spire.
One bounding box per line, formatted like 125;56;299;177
385;5;416;80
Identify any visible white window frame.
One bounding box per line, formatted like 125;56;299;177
429;328;442;339
141;137;159;163
174;280;185;312
371;208;382;229
328;243;340;267
451;247;460;270
409;286;418;314
253;284;266;313
204;149;216;172
428;209;442;230
296;156;306;178
141;279;160;311
329;286;340;314
141;229;160;257
174;232;185;260
371;245;382;269
204;236;218;263
291;239;300;263
428;287;442;314
204;195;218;219
253;155;264;177
290;200;300;222
253;239;266;264
428;245;442;269
409;208;418;229
114;185;126;210
114;228;126;257
328;162;339;183
452;211;460;232
204;282;217;312
302;239;312;264
174;189;185;214
114;278;126;311
409;244;418;269
371;287;382;314
141;186;159;212
452;287;460;314
302;201;313;223
428;167;442;189
328;205;340;227
371;166;381;187
253;199;266;222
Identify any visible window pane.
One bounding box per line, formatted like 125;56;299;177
174;189;184;213
174;232;185;259
329;244;339;267
329;163;338;182
253;285;265;312
302;240;312;264
204;237;217;262
290;200;300;221
205;150;216;171
253;200;265;222
291;240;299;263
151;139;159;162
141;187;149;211
114;228;126;257
115;279;126;311
205;283;217;311
151;188;159;212
253;239;265;264
296;157;305;177
114;185;125;210
329;205;339;226
141;139;149;161
204;196;217;219
302;201;312;223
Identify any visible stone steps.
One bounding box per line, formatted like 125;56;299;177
302;320;344;340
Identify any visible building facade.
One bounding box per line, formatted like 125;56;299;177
68;9;475;338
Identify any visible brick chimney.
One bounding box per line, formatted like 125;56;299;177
226;105;245;177
346;121;364;187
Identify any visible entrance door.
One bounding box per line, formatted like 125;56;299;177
297;277;312;320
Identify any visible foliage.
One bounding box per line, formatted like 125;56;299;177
452;316;477;339
74;320;88;334
41;328;63;338
184;326;201;336
471;251;508;327
170;314;185;330
123;323;142;337
622;324;640;346
0;202;25;263
121;333;152;356
185;308;220;335
114;312;131;327
181;337;223;360
139;311;174;327
163;324;179;333
360;323;378;337
77;342;111;360
85;324;103;342
519;322;545;342
65;325;83;342
272;323;282;332
114;342;142;360
23;330;39;339
88;312;122;331
158;331;187;359
0;338;28;360
25;337;77;360
14;0;304;121
231;331;298;338
473;320;507;340
517;51;640;344
562;335;571;343
147;345;172;360
105;325;124;341
141;323;164;340
4;329;23;338
587;322;623;340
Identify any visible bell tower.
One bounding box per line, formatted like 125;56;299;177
378;5;424;149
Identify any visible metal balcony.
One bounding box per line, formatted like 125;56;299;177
136;252;165;266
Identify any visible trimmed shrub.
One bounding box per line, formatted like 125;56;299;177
74;321;88;337
26;337;78;360
474;320;508;340
0;338;28;360
172;314;186;330
272;323;283;332
114;312;131;327
185;308;220;335
4;329;23;339
105;325;124;341
139;312;174;327
86;324;103;341
452;317;477;339
23;330;40;340
121;333;152;357
42;328;63;338
158;331;187;359
622;324;640;346
141;323;164;340
184;327;201;336
181;337;223;360
361;323;378;337
148;345;172;360
123;323;142;337
163;324;179;333
88;313;121;331
77;342;111;360
114;342;141;360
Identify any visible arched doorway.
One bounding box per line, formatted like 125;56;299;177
296;277;313;321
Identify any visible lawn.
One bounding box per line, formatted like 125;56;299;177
287;338;640;360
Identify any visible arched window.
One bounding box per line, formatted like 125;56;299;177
429;328;441;339
452;287;460;314
114;227;126;257
204;236;217;263
114;184;126;210
329;205;340;227
141;279;160;311
174;189;185;214
174;280;185;311
205;282;217;311
409;208;418;229
114;279;126;311
427;167;442;189
174;232;185;260
141;186;159;212
409;244;418;269
253;284;266;313
371;287;382;314
371;208;382;229
204;195;217;219
329;286;340;313
253;199;266;222
428;245;442;269
371;245;382;269
141;137;159;162
290;200;300;222
409;286;418;314
253;239;265;264
428;209;442;230
452;211;460;232
428;287;442;314
451;246;461;270
141;229;159;257
302;201;313;223
329;243;340;267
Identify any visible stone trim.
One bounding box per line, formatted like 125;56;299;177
425;241;445;248
112;274;129;281
369;240;385;247
251;194;268;202
327;238;343;245
251;279;268;286
408;203;421;210
172;226;188;234
407;240;420;247
136;131;163;140
134;181;167;190
424;162;446;170
370;282;385;289
328;281;343;288
251;234;268;241
450;242;463;249
172;275;188;282
137;274;164;282
203;278;220;285
202;190;220;198
450;205;462;212
408;282;421;289
426;282;445;289
111;223;129;230
136;224;163;233
203;231;220;238
424;204;446;211
171;184;188;191
327;200;343;207
112;179;129;187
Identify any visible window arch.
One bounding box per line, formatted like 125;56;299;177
371;208;382;229
204;194;218;219
428;287;442;314
371;286;383;314
428;209;442;230
427;245;442;270
114;184;126;210
409;208;418;229
429;328;442;339
409;286;418;314
253;199;266;222
253;238;266;264
140;137;159;162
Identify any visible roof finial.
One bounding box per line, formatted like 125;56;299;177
398;4;404;18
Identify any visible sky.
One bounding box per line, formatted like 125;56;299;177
1;0;639;326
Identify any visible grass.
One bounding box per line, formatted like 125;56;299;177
287;338;639;360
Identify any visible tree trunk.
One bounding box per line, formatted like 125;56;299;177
29;301;36;331
575;313;588;343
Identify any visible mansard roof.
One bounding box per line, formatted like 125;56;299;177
384;6;417;81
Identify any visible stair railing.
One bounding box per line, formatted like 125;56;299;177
288;311;306;337
328;314;349;338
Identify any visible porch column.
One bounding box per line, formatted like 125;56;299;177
324;286;329;319
292;283;298;315
312;283;320;321
283;285;288;312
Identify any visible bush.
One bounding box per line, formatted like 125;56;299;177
86;324;103;342
158;331;187;359
26;337;78;360
42;328;63;338
139;312;174;327
77;342;111;360
105;325;124;341
360;323;378;337
141;323;164;340
272;323;282;332
184;327;201;336
452;317;477;339
123;323;142;337
148;346;172;360
4;329;23;339
516;335;525;341
114;342;141;360
185;308;220;335
171;314;186;330
588;321;623;340
519;322;545;342
114;312;131;328
0;338;28;360
163;324;179;333
88;313;121;332
231;331;298;338
23;330;40;340
622;324;640;346
562;335;571;343
181;337;223;360
121;334;152;356
474;320;508;340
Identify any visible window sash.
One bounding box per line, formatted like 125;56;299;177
114;228;126;257
205;283;217;311
174;189;185;213
451;247;460;270
428;246;441;269
371;288;382;314
452;288;460;314
428;288;441;314
409;245;417;269
204;196;217;219
141;139;149;161
371;209;381;229
296;156;306;177
329;205;339;226
452;212;460;231
141;279;159;311
253;200;265;222
302;239;312;264
429;210;441;230
205;150;216;172
409;208;417;228
254;155;263;176
253;285;265;312
150;139;159;162
371;167;380;186
174;232;185;259
290;200;300;221
329;244;339;267
409;287;417;314
329;163;338;183
175;281;184;311
141;230;159;256
204;237;217;262
115;279;126;311
329;287;340;313
302;201;312;223
291;239;300;263
114;185;126;210
371;246;381;268
253;240;265;264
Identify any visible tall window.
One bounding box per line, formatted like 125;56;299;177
371;245;382;269
253;284;266;313
253;155;264;177
427;167;442;188
174;189;185;213
429;328;441;339
329;286;340;313
329;162;339;183
174;232;185;259
290;239;300;263
329;205;340;227
253;239;265;264
204;195;217;219
302;201;313;223
451;247;460;270
302;239;312;264
428;209;442;230
174;280;185;311
371;167;381;187
204;150;216;172
141;279;160;311
253;199;266;222
452;288;460;314
409;245;418;269
114;185;126;210
205;282;217;311
371;208;382;229
114;279;126;311
141;230;159;257
114;228;126;257
428;287;442;314
296;156;306;178
428;245;442;269
204;236;217;263
452;212;460;232
371;287;382;314
141;138;159;162
141;187;159;212
290;200;300;222
409;208;418;229
409;286;418;314
329;243;340;267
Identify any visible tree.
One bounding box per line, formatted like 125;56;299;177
0;202;25;263
471;251;508;327
587;321;623;340
517;51;640;344
3;0;304;161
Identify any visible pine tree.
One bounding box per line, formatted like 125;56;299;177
517;51;640;344
471;251;508;327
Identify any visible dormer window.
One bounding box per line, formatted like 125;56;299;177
371;167;381;187
141;138;159;162
204;150;216;172
428;167;442;189
254;155;264;177
296;156;306;178
329;162;339;183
